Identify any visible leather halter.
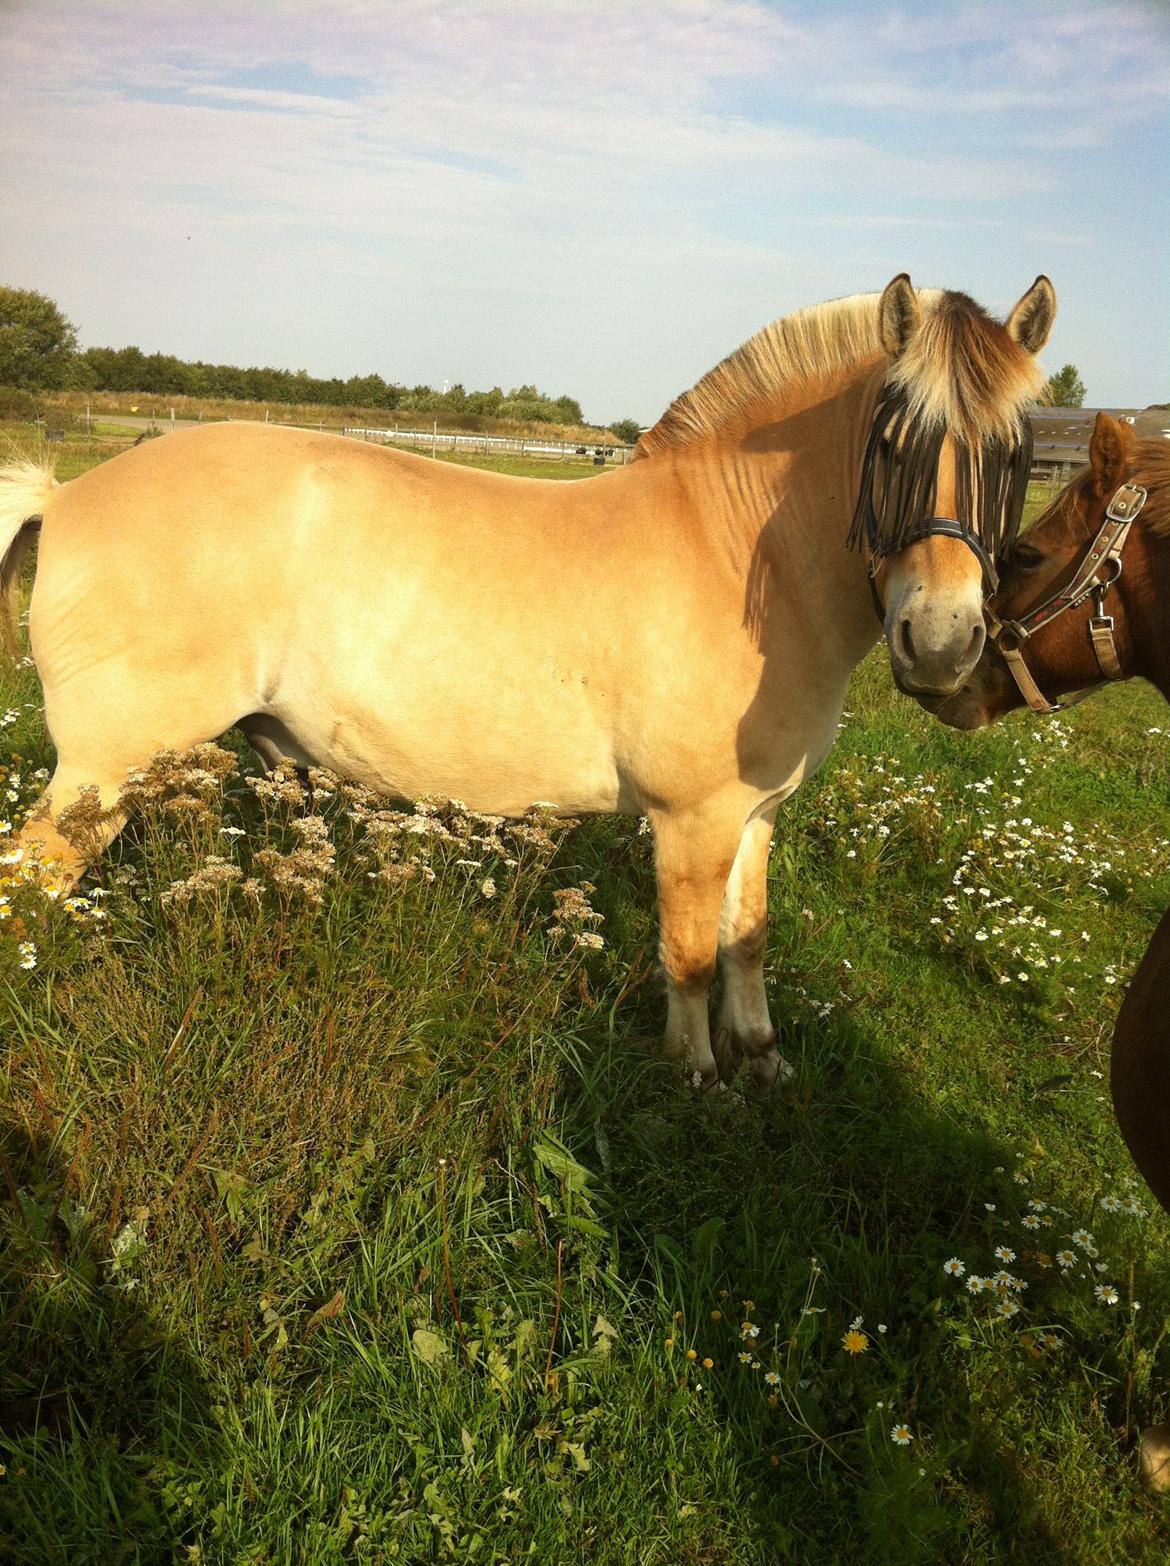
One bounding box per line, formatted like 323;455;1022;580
987;481;1148;714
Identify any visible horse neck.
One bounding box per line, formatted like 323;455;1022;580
668;361;884;649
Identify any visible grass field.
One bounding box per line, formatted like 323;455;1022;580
2;435;1170;1562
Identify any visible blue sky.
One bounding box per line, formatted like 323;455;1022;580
1;0;1167;422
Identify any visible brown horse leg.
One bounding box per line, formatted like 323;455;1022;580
715;810;788;1088
652;810;740;1090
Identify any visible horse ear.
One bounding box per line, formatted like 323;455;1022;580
1006;276;1057;354
1089;411;1136;498
878;274;921;357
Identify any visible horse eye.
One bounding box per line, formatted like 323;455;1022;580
1011;546;1046;570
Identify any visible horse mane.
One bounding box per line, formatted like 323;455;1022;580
1135;439;1170;537
635;288;1044;459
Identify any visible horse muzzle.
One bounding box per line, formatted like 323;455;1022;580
887;608;987;697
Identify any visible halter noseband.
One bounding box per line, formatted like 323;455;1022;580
880;516;999;590
987;481;1148;714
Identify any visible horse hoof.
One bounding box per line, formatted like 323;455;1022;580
1139;1425;1170;1493
748;1047;796;1090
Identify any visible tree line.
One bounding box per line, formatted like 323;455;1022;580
76;344;587;425
0;285;603;428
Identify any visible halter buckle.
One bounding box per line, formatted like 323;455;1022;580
1106;483;1148;523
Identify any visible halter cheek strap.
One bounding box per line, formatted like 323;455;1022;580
988;481;1147;713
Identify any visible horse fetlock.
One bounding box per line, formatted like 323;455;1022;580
713;1025;742;1083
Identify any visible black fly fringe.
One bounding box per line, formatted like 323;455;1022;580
848;382;1033;580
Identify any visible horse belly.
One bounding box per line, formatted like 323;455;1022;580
269;649;628;816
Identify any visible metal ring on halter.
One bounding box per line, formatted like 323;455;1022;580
1097;553;1124;587
995;625;1024;654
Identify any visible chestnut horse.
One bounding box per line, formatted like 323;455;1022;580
0;275;1054;1088
928;414;1170;1489
931;413;1170;1205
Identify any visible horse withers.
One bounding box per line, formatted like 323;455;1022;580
0;274;1054;1089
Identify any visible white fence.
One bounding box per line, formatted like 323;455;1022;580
342;425;633;465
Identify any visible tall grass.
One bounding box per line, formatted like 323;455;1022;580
2;444;1170;1562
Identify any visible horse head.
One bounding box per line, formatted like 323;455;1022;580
858;274;1056;697
928;413;1170;730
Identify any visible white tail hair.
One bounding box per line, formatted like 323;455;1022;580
0;459;57;651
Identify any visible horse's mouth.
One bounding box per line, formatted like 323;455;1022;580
907;689;948;714
897;680;991;729
890;671;960;707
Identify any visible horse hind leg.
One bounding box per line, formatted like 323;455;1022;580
21;651;259;886
237;713;316;773
16;766;129;889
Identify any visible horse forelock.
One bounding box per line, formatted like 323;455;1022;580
636;287;1042;460
885;293;1043;446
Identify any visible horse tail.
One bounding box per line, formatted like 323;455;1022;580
0;459;57;655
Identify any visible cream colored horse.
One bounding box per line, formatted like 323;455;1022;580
0;275;1054;1087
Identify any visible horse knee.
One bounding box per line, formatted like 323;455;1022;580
659;940;716;998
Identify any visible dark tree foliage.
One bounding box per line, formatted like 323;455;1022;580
1043;364;1087;408
610;418;642;445
0;287;80;389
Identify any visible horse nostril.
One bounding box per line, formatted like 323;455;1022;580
898;618;917;664
967;622;986;661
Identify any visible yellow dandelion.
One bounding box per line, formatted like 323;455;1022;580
664;1338;675;1349
702;1357;714;1370
685;1348;697;1361
841;1329;868;1355
710;1309;722;1321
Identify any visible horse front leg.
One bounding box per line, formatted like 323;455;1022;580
652;810;741;1090
714;809;789;1088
